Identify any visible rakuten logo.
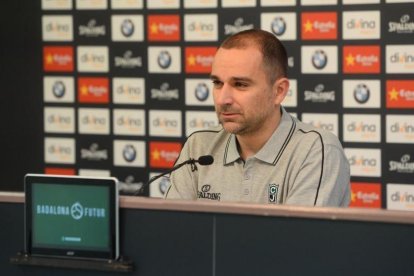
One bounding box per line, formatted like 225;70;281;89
350;182;381;208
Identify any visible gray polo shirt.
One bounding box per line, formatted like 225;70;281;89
165;107;350;207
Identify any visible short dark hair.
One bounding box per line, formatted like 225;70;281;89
219;29;288;83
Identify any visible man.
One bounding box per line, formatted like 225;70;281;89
165;29;350;206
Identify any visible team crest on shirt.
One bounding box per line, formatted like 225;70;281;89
268;184;279;203
197;184;221;201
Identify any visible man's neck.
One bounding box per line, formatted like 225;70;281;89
236;109;282;160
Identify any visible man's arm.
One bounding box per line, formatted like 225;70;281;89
164;141;199;200
285;136;350;207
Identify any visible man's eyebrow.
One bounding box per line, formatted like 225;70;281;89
232;77;254;83
210;75;219;80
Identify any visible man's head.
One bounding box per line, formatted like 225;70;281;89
210;29;290;138
219;29;288;85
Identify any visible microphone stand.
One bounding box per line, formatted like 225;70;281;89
133;159;197;196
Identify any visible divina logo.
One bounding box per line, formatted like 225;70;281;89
152;118;178;128
347;122;377;132
188;118;217;129
305;120;335;132
391;192;414;203
115;84;141;96
346;18;376;30
116;115;142;127
349;156;377;167
188;22;214;32
389;154;414;173
113;78;144;104
47;144;72;155
389;52;414;64
224;17;254;35
390;122;414;133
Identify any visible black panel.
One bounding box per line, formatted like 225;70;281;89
215;214;414;276
121;208;213;276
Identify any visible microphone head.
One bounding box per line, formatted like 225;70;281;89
198;155;214;166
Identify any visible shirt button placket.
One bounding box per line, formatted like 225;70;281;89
242;161;253;201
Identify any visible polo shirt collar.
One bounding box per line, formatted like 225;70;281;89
223;107;295;165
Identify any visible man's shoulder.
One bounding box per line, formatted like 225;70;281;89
187;125;226;141
184;125;230;156
293;118;342;148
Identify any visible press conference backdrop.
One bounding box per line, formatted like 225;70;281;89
2;0;414;210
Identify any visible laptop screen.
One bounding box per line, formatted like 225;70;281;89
25;174;119;260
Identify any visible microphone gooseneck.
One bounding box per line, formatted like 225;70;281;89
134;155;214;196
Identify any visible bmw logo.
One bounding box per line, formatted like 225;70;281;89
195;83;209;102
121;19;135;37
159;177;171;194
271;17;286;36
52;81;66;98
157;51;172;69
353;84;370;104
123;144;136;163
312;50;328;70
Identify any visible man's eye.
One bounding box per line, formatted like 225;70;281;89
235;82;248;88
212;80;222;87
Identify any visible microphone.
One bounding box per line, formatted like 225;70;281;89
134;155;214;196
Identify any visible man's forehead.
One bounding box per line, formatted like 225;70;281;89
212;48;262;72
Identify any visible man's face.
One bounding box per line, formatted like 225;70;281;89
210;46;279;136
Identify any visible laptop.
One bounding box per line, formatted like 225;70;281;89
24;174;119;261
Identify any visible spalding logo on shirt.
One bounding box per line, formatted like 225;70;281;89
198;184;221;201
268;184;279;203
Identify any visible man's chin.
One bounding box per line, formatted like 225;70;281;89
222;122;243;134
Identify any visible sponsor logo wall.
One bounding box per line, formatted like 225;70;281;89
41;0;414;208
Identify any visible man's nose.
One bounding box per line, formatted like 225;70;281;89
215;83;233;105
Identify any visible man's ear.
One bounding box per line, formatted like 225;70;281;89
273;77;290;105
